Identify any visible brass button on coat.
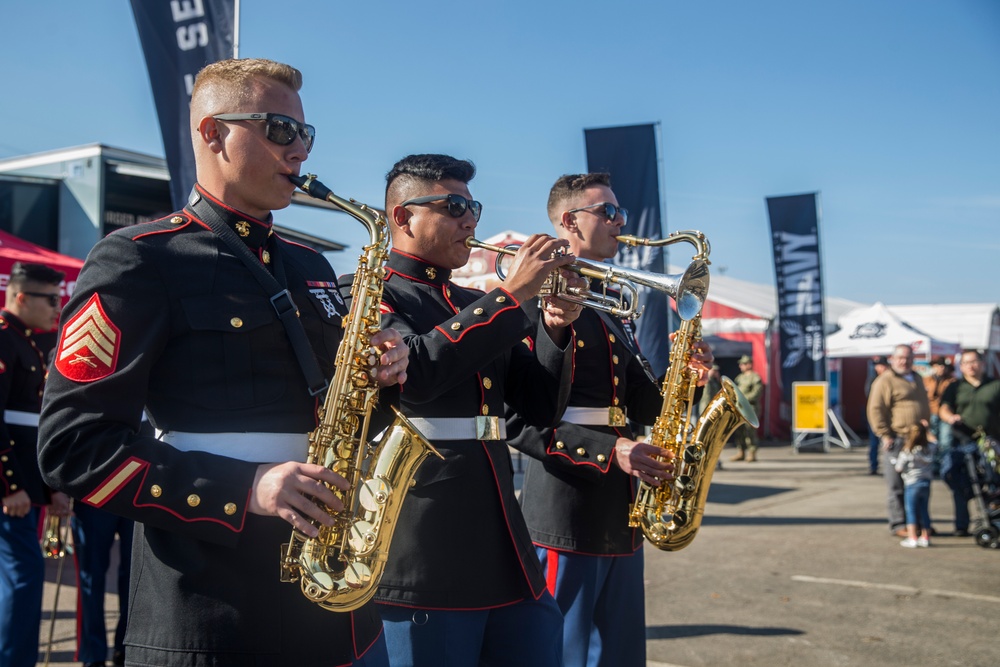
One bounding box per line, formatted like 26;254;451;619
170;216;184;224
496;296;506;303
609;334;616;343
474;307;484;315
597;454;607;463
576;447;587;456
224;503;237;516
577;340;585;348
451;322;461;330
483;377;492;389
187;494;201;507
555;442;565;449
230;317;243;328
150;485;162;498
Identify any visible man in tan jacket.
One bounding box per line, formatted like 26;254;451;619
866;344;931;537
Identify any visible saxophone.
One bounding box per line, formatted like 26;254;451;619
281;173;441;611
621;231;759;551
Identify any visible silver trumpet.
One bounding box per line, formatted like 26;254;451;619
464;236;709;321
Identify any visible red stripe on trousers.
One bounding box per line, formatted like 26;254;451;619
545;548;559;596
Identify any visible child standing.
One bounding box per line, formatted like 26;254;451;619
894;424;937;547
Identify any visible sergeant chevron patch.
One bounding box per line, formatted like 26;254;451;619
55;294;121;382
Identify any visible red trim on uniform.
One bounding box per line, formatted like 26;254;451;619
352;614;386;664
480;442;548;600
434;304;519;343
55;294;122;383
384;266;443;288
379;302;395;314
196;185;271;231
544;547;559;596
131;218;193;240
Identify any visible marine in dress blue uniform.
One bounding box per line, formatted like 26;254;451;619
506;173;708;667
508;300;663;667
37;59;406;667
0;262;69;667
371;154;582;667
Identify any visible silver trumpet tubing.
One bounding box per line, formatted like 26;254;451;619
464;236;708;321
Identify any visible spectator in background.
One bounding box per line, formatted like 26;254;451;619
893;423;936;548
925;356;956;456
939;349;1000;536
731;355;763;462
867;345;931;538
864;356;891;475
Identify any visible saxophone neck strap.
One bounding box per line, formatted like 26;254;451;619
190;194;329;397
594;308;657;384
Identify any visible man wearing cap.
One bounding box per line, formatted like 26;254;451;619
731;355;763;462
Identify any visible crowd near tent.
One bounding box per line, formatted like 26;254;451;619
0;229;84;306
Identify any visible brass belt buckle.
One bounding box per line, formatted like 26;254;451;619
608;407;627;428
476;416;501;440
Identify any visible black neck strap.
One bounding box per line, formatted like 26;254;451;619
190;196;329;397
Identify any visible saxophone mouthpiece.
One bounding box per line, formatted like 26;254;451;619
288;173;334;201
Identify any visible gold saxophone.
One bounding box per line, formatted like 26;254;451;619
281;173;441;611
622;231;759;551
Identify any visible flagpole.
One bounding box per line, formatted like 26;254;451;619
654;120;671;336
233;0;241;58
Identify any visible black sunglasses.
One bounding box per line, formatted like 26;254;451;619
212;113;315;153
566;201;628;224
401;194;483;222
22;292;61;307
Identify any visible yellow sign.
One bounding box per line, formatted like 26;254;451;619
792;382;828;433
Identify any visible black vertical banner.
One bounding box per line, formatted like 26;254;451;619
766;193;827;404
130;0;236;211
584;123;670;377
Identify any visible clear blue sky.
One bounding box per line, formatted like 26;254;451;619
2;0;998;307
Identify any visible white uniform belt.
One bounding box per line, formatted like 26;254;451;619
561;406;628;427
406;417;506;441
158;431;309;464
4;410;40;427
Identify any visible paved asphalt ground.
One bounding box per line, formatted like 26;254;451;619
38;442;998;666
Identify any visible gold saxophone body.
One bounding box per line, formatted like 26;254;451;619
281;174;440;611
622;231;759;551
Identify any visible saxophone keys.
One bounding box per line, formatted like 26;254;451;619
348;520;378;554
344;561;373;590
359;478;391;512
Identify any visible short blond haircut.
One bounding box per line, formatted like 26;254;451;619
192;58;302;109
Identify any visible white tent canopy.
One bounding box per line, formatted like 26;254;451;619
825;301;961;359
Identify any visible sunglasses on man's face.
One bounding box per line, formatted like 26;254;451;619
22;292;61;307
566;201;628;224
401;194;483;222
212;113;315;153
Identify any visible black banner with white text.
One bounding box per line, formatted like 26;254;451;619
766;193;827;404
130;0;235;211
584;123;670;377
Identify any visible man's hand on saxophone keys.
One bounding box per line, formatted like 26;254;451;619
612;438;675;487
248;462;350;537
372;327;409;388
